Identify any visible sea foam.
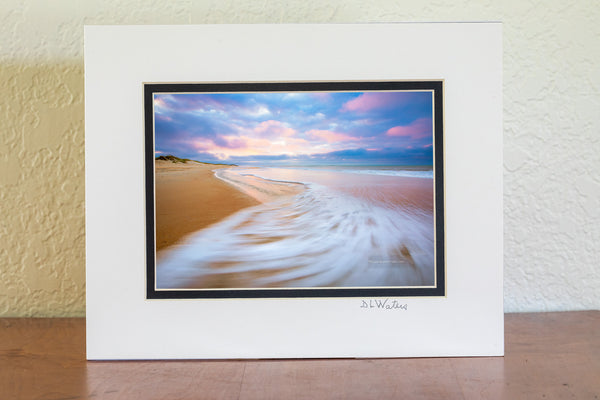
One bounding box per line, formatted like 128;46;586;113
156;167;435;289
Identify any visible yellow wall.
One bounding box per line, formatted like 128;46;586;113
1;1;599;316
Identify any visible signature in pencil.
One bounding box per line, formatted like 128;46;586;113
360;299;407;310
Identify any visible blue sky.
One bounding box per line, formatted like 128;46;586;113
153;90;434;166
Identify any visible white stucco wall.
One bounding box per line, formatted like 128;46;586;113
0;0;598;316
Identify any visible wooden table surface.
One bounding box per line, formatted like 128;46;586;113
1;311;598;399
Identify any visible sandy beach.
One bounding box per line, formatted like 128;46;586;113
154;160;260;251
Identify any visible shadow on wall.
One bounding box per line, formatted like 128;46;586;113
0;63;85;317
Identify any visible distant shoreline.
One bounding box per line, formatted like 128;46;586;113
155;154;237;167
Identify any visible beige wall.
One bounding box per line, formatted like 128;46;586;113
1;1;598;316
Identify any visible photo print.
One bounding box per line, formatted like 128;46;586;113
144;81;445;299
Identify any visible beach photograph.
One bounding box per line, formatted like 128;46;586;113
149;84;441;291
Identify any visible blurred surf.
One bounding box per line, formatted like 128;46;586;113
156;167;435;289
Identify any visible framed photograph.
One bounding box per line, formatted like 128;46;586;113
85;24;502;359
145;81;445;299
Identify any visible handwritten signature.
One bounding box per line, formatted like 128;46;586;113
360;299;407;310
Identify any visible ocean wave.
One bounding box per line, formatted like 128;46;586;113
344;169;434;179
232;166;434;181
156;175;435;289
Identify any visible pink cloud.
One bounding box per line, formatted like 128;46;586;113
192;134;315;160
192;139;218;152
386;118;432;140
220;136;248;149
251;120;296;138
342;92;412;113
307;129;359;143
156;114;172;122
310;92;332;101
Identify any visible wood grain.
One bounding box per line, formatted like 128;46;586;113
0;312;598;399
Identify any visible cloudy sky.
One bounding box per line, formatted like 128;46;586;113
153;90;434;166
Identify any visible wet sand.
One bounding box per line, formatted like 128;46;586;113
154;160;260;251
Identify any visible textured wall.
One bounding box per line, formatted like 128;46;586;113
0;1;598;316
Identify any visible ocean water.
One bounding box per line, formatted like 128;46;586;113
156;166;435;289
